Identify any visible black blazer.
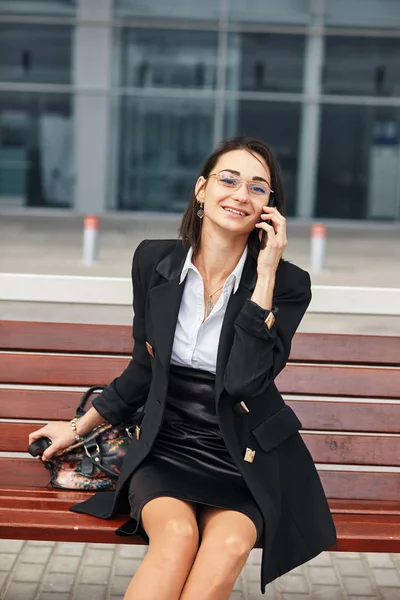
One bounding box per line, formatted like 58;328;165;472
72;239;336;593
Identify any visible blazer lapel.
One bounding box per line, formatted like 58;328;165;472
149;243;188;369
215;252;257;402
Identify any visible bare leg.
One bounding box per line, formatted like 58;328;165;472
123;497;199;600
179;507;257;600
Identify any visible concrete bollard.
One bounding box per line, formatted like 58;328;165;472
310;223;326;271
83;215;99;265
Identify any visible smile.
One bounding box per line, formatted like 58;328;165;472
223;207;247;217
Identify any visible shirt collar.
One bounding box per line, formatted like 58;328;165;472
179;245;248;294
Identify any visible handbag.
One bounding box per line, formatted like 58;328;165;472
28;386;143;491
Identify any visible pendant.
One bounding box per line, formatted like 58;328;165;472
206;296;213;317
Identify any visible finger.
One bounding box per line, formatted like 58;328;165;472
255;222;276;237
29;428;47;445
261;207;286;224
42;442;57;462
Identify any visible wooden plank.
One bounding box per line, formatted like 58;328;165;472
0;321;133;355
287;400;400;433
330;513;400;553
0;458;52;488
320;470;400;501
0;354;129;386
0;389;94;420
277;364;400;399
290;333;400;366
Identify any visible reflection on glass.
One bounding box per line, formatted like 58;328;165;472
228;0;311;25
114;0;219;21
0;0;76;16
0;25;72;84
227;33;305;93
323;36;400;97
317;104;400;220
325;0;400;29
115;96;214;211
0;93;74;208
117;28;218;89
224;100;300;216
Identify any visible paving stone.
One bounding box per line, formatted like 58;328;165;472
87;543;116;550
308;567;339;585
79;565;111;585
74;584;107;600
370;569;400;587
245;582;277;599
48;555;81;573
332;552;361;560
281;595;315;600
38;594;71;600
246;548;262;565
41;573;75;593
26;541;56;548
0;553;17;571
309;587;345;599
114;557;142;577
110;575;131;596
244;564;261;582
365;554;395;569
3;581;39;600
307;552;333;567
342;576;376;596
116;544;146;559
348;597;379;600
334;558;367;577
277;573;309;593
54;542;86;556
0;570;10;590
0;540;24;553
380;589;400;600
229;592;243;599
20;545;52;564
13;562;45;582
83;547;114;566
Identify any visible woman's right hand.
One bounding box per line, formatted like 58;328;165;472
28;421;76;462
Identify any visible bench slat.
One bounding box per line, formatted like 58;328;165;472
2;424;400;467
0;321;133;355
2;389;399;434
2;354;400;398
2;321;400;366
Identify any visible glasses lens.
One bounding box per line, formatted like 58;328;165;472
218;172;239;188
249;183;269;196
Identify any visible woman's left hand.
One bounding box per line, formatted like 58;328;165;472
255;206;287;276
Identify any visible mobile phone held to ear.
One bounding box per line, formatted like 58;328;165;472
259;196;275;250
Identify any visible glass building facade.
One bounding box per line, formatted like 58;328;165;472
0;0;400;221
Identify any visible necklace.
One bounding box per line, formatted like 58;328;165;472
206;284;224;318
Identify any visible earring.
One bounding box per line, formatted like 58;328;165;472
197;202;204;219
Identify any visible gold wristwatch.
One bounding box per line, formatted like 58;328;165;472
264;311;275;330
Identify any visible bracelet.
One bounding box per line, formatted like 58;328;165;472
70;417;84;443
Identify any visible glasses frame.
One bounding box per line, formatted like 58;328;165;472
207;171;274;197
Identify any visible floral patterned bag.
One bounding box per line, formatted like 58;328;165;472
33;386;143;491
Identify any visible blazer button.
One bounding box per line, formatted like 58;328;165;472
244;448;256;463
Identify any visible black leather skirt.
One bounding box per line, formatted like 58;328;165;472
127;365;263;542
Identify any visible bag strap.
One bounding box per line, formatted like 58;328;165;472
76;386;106;417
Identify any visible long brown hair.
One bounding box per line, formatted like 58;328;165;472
179;136;285;259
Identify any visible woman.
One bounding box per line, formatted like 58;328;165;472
29;136;336;599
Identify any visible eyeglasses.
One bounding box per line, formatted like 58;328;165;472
208;171;273;198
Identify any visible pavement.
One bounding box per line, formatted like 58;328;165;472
0;212;400;599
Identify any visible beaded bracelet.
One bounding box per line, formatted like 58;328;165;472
70;417;84;443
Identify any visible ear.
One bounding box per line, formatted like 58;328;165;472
195;176;207;201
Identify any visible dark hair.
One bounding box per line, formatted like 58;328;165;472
179;136;285;259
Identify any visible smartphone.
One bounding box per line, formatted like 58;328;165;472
259;195;275;250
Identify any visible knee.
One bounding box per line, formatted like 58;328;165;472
221;534;252;564
151;518;199;563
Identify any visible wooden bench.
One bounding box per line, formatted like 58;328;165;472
0;319;399;552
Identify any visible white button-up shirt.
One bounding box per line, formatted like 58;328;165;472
170;245;248;374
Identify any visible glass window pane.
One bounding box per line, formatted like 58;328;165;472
0;25;73;85
114;0;219;21
325;0;400;29
224;100;300;216
317;104;400;220
323;36;400;97
0;92;74;208
228;0;312;26
115;96;214;211
0;0;76;16
116;28;218;89
227;33;305;93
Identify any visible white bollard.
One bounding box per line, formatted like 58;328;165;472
83;215;99;265
310;223;326;272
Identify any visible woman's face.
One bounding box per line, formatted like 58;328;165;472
195;149;273;237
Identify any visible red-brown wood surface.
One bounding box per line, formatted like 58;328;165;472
0;321;133;355
4;422;400;466
0;354;129;386
2;321;400;366
286;399;400;433
2;354;400;398
0;389;95;420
